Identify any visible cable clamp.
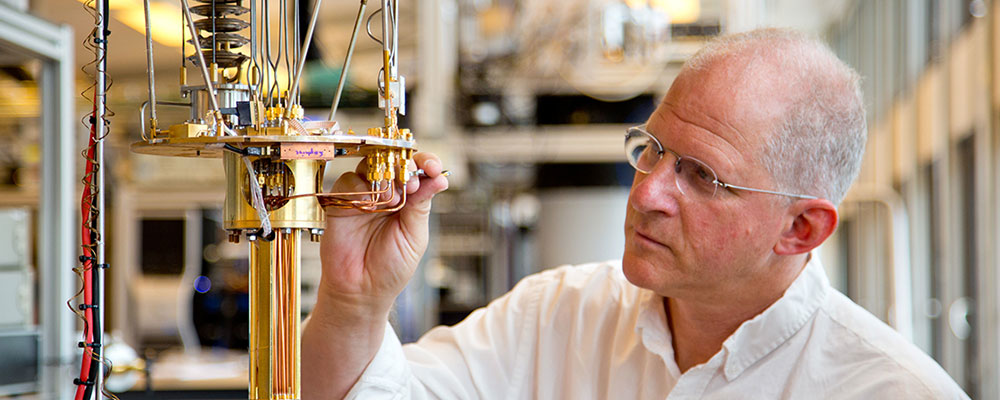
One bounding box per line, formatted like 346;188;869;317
79;255;95;263
77;341;102;348
98;263;110;269
74;378;94;386
78;304;98;310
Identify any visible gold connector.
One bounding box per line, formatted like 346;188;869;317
148;118;158;139
210;63;220;83
180;66;187;86
289;105;304;120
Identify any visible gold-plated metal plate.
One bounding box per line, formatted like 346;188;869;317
131;133;416;159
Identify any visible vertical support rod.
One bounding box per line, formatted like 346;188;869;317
249;0;257;101
95;0;109;396
391;0;397;77
286;0;324;107
381;0;392;129
327;0;367;121
142;0;156;135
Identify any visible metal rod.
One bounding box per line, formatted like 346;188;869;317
264;0;275;106
249;0;257;101
287;0;324;107
142;0;157;135
391;0;398;77
327;0;368;121
180;0;223;115
381;0;391;128
180;3;185;67
95;0;109;397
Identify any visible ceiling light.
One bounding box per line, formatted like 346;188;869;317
651;0;700;24
76;0;183;47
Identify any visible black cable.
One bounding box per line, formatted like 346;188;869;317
224;143;248;155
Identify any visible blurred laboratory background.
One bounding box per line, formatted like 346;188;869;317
1;0;999;398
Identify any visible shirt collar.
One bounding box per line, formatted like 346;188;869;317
635;285;681;377
720;255;829;381
633;256;830;381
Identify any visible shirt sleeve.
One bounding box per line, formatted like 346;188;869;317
344;274;544;400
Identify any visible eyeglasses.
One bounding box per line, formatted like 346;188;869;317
624;125;817;200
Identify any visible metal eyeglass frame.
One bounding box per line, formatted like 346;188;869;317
624;124;818;200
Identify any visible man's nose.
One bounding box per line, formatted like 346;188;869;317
628;164;680;216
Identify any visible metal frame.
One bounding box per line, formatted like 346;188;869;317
0;4;76;399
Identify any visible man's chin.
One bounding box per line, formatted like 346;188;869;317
621;252;663;291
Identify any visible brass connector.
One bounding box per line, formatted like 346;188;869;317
267;106;286;123
148;118;158;139
289;105;304;120
213;110;226;135
210;62;220;83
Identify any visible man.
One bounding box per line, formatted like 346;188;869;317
302;28;967;399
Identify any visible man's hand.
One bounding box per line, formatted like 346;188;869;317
303;152;448;399
317;152;449;320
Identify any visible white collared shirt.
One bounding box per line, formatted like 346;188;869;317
345;258;968;399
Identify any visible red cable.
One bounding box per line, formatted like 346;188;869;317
74;100;98;400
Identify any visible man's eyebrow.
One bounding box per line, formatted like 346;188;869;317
654;109;743;180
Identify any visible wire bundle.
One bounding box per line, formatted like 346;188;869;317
69;0;118;398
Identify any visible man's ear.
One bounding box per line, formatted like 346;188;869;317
774;199;838;255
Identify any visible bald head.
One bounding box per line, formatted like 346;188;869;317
682;28;866;204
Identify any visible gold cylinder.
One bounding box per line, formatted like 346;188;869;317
223;153;325;231
250;229;302;399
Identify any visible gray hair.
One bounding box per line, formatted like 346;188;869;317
684;28;866;205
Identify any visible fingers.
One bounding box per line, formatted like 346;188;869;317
325;171;371;218
404;152;446;195
326;152;448;216
414;152;444;177
401;153;449;221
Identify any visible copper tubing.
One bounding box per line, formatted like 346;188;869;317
280;178;404;211
250;229;301;399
